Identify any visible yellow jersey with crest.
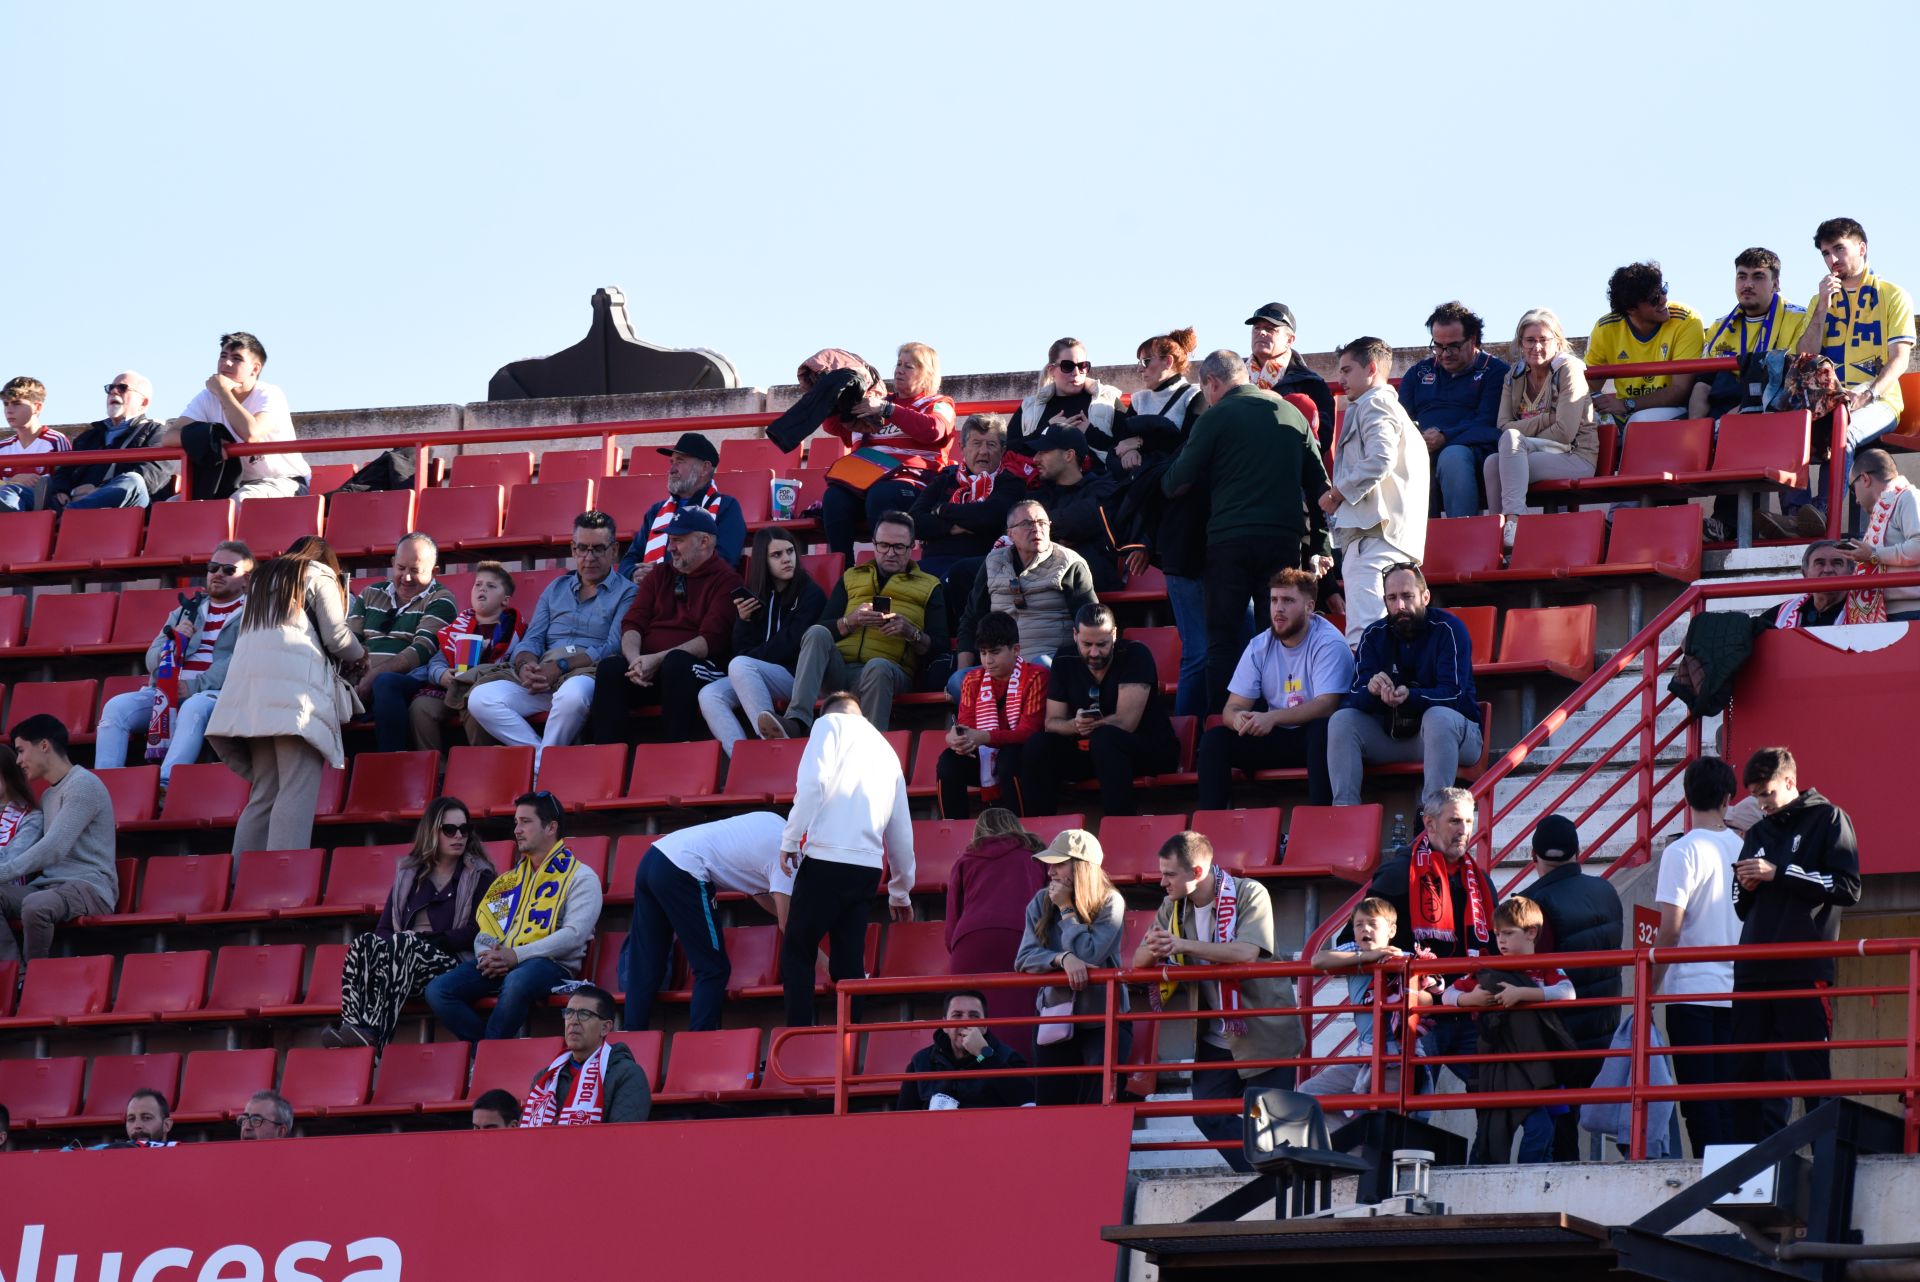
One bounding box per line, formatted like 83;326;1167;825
1703;297;1810;362
1585;304;1707;401
1806;272;1915;414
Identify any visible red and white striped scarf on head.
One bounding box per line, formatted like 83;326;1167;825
522;1043;611;1127
642;484;723;566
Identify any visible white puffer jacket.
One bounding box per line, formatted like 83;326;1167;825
208;562;366;768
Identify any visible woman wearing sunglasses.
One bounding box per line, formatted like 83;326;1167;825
322;797;497;1048
1006;337;1129;461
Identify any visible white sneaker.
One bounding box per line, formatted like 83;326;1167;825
756;711;788;740
1501;517;1518;552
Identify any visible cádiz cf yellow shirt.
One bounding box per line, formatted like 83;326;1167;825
1703;296;1810;362
1585;304;1707;402
1806;272;1915;414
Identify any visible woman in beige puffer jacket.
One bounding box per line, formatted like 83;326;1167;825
208;535;366;854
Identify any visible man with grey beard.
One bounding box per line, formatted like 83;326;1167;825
49;370;177;509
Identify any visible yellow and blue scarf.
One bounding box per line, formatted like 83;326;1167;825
477;841;580;948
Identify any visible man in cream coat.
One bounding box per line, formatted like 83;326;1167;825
1322;337;1430;643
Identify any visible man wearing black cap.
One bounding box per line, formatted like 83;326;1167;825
1028;424;1129;593
588;506;744;744
1245;303;1336;454
617;431;746;581
1520;812;1623;1159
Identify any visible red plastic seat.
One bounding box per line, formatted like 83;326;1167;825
856;1027;925;1098
1420;517;1505;586
903;819;974;895
6;678;98;740
1571;503;1703;584
1106;564;1169;605
233;493;324;557
333;1042;473;1118
1477;605;1597;683
440;745;533;818
279;846;404;921
605;836;649;906
876;920;951;979
449;452;533;492
1476;511;1608;584
1021;813;1088;846
108;499;233;570
584;740;722;812
1689;411;1811;490
0;956;114;1029
0;1056;85;1126
1450;605;1497;670
464;480;593;551
67;950;211;1025
905;729;950;801
324;489;416;557
174;1048;278;1123
702;738;808;806
95;766;161;825
279;1045;373;1116
262;942;351;1018
0;594;24;646
718;437;799;473
0;960;17;1017
18;594;117;656
73;587;176;656
189;847;326;923
1129;627;1182;696
40;506;146;572
592;475;660;535
63;1052;183;1128
415;485;505;550
606;1030;666;1089
1095;814;1191;884
806;437;847;467
466;1036;566;1103
308;462;357;495
87;853;230;926
566;835;610;889
1190;807;1285;874
164;943;304;1022
1282;804;1384;883
712;924;781;996
532;743;627;811
539;446;619;486
1548;418;1712;502
798;552;846;589
153;761;249;828
760;1026;856;1099
658;1028;762;1103
332;749;440;823
0;511;55;573
721;470;774;526
590;928;627;998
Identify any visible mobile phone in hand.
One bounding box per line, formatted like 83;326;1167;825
872;595;892;614
730;586;755;602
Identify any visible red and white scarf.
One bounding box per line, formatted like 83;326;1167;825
969;661;1036;798
1409;830;1492;952
0;802;28;848
1248;355;1289;390
952;463;1000;504
521;1044;611;1127
145;625;183;764
1774;595;1841;629
1152;869;1249;1038
1846;475;1911;625
641;484;724;566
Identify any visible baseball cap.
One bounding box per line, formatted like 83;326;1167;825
1035;829;1104;867
1026;425;1088;457
664;508;719;537
655;431;721;465
1244;302;1298;330
1531;814;1581;863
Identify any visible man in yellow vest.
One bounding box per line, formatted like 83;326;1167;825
768;510;950;733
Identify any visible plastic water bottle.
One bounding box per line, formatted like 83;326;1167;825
1390;813;1409;851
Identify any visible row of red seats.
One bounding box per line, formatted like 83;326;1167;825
1528;410;1809;511
1424;504;1705;591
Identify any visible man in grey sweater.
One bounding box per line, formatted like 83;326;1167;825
0;715;119;963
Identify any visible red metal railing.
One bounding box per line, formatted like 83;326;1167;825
768;937;1920;1161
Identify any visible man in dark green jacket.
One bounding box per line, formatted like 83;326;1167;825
1162;349;1331;712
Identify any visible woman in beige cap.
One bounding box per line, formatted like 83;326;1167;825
1015;828;1130;1105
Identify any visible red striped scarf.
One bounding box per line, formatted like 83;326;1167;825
1152;869;1249;1038
642;484;723;566
1410;831;1492;952
522;1044;610;1127
1846;475;1912;624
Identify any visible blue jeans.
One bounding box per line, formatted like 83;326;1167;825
425;957;569;1042
945;650;1052;703
371;672;429;753
1517;1106;1557;1164
1784;400;1897;527
64;473;151;509
1433;444;1485;519
0;483;38;513
1164;573;1210;719
625;846;729;1032
821;477;922;558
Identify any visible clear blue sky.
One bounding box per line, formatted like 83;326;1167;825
7;1;1917;427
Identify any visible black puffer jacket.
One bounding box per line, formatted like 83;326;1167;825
895;1031;1030;1110
731;572;829;673
1525;861;1625;1050
1732;787;1861;986
1113;414;1208;580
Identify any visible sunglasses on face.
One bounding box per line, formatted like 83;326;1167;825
1055;359;1093;374
207;561;239;576
438;822;471;837
103;382;131;394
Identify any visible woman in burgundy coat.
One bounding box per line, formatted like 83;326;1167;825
945;808;1048;1055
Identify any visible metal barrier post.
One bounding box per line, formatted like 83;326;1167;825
1101;977;1119;1106
1827;403;1851;540
834;985;851;1117
1630;949;1653;1160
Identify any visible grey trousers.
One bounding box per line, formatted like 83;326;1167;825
232;735;327;855
1328;705;1482;807
0;880;112;963
786;625;909;731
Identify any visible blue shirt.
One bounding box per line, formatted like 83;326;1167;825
1227;613;1354;715
1344;605;1479;724
1397;351;1510;451
510;570;637;665
1329;941;1398;1052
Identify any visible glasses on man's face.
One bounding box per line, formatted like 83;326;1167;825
438;822;470;838
103;382;131;394
1009;518;1049;532
571;541;613;557
561;1008;607;1024
1429;340;1471;356
207;561;239;576
236;1113;275;1128
873;540;912;554
1055;359;1093;374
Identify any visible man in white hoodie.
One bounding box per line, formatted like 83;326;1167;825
779;692;915;1026
1323;337;1430;644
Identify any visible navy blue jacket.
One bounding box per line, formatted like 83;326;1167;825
619;492;748;578
1526;860;1625;1050
1345;606;1479;724
1398;352;1510;452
